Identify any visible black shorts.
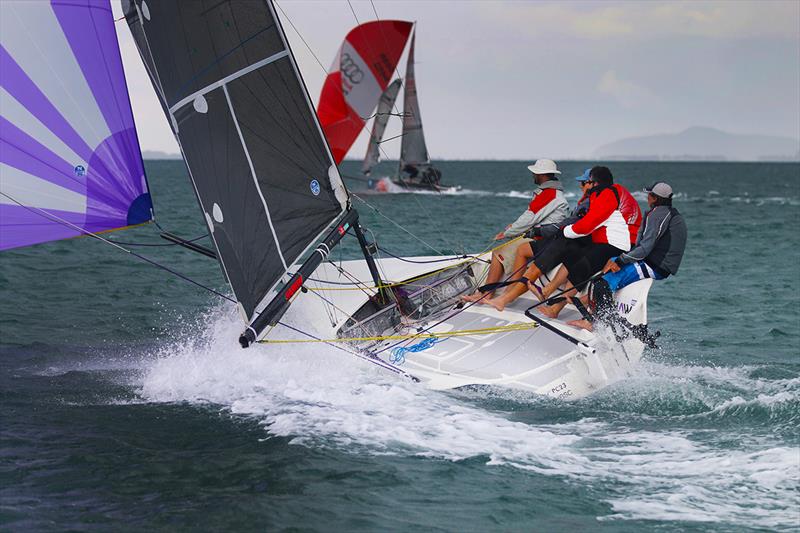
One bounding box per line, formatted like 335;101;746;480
564;243;626;286
531;235;591;274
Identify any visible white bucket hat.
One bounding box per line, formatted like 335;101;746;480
527;159;561;175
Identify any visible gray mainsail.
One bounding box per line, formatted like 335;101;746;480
123;0;349;324
361;79;402;175
399;33;430;169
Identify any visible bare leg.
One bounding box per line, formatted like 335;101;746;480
486;261;543;311
538;283;577;318
462;250;504;302
541;265;570;299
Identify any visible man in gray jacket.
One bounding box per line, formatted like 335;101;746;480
463;159;569;302
569;181;687;330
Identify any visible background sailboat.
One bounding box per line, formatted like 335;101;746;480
391;31;449;191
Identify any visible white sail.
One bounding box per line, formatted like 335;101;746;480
399;32;429;168
362;79;402;175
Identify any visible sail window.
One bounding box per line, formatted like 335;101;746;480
193;95;208;114
212;203;224;223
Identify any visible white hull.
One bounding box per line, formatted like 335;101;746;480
276;253;652;400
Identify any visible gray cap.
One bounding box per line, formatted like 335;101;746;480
645;181;673;198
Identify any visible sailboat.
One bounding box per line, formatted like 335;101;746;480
379;31;455;193
1;0;655;400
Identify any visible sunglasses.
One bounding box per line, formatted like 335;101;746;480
579;180;594;185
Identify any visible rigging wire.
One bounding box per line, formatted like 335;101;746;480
273;1;328;72
351;193;444;255
106;233;210;247
0;192;234;304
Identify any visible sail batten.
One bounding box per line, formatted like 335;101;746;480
169;50;289;115
124;0;348;321
222;83;289;271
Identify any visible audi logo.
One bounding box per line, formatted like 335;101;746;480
340;53;364;83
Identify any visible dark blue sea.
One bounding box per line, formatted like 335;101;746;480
1;160;798;531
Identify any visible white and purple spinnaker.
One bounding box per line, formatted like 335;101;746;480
0;0;151;251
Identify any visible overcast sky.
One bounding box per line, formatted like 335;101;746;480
113;0;800;160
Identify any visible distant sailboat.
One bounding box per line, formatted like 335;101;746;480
1;0;656;400
367;30;456;193
390;32;451;192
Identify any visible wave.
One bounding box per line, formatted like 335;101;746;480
135;305;799;529
632;189;799;205
361;178;578;199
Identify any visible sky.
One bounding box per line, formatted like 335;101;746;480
112;0;800;160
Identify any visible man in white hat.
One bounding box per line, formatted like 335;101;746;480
462;159;569;303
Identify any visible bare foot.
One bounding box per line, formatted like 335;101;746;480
567;319;593;332
461;291;487;303
485;297;506;312
538;304;560;319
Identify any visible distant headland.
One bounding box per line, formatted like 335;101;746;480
594;127;800;162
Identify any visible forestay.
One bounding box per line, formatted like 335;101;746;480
123;0;348;322
317;20;412;164
362;79;402;175
0;0;151;251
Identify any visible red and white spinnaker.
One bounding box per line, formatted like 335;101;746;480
317;20;412;164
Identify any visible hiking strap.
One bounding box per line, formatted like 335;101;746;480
571;296;594;323
477;277;528;293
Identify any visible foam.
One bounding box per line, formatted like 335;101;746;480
138;306;799;529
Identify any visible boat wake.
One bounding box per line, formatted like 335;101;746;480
364;178;578;199
137;305;799;529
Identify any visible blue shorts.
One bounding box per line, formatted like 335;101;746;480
603;260;666;291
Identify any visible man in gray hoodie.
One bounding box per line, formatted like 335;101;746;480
568;181;687;331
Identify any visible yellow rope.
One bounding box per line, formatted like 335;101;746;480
309;235;523;292
257;320;537;345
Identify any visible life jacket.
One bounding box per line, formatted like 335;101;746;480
614;184;643;245
564;184;631;251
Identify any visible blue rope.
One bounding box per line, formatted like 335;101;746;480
390;337;442;365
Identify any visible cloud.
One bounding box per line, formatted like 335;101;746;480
597;70;660;109
480;1;800;40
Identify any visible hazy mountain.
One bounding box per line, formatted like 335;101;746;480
594;127;800;161
142;150;181;160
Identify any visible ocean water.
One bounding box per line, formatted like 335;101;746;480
1;160;798;531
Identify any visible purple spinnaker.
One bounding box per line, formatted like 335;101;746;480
0;0;151;251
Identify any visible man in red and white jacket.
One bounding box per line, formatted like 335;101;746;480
485;166;630;312
536;166;632;318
